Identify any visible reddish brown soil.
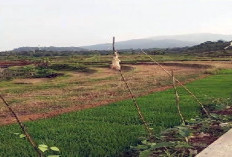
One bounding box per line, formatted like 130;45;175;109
212;107;232;115
189;135;218;153
0;60;32;68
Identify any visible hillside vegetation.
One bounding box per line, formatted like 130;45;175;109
0;40;231;57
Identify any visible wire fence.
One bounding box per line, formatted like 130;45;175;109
0;37;213;155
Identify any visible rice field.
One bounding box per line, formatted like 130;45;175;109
0;69;232;156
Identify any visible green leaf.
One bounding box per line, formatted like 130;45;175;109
38;144;48;152
39;144;48;148
139;149;151;157
13;133;20;135
175;141;192;148
19;134;26;138
210;113;220;119
141;140;148;145
39;147;48;153
133;144;149;150
149;143;157;149
177;126;191;138
50;146;60;152
151;142;175;149
47;155;60;157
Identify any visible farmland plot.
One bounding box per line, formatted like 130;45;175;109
0;62;217;125
0;69;232;156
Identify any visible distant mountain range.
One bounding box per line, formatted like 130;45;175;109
11;33;232;52
81;39;197;50
81;33;232;50
12;46;86;52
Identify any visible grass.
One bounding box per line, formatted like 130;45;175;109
4;54;227;65
0;74;70;94
0;61;208;113
0;69;232;156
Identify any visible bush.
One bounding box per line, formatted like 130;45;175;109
7;65;36;78
34;67;58;78
49;63;88;72
5;65;61;79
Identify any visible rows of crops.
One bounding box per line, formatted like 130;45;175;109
0;70;232;156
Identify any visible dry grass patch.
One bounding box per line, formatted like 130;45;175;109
0;62;217;124
12;78;49;84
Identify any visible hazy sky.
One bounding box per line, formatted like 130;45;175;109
1;0;232;51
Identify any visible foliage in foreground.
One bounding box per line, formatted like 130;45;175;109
0;70;232;156
127;99;232;157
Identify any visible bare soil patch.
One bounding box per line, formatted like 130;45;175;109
212;107;232;115
0;60;32;68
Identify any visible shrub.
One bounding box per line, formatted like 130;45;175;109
7;65;36;78
4;65;61;79
34;67;58;78
49;63;88;72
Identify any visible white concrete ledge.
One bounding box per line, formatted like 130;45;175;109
196;129;232;157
